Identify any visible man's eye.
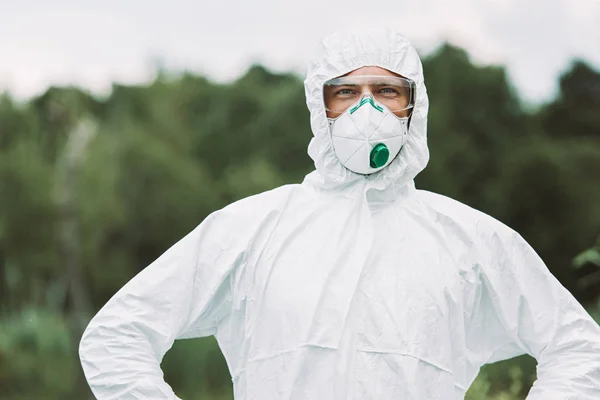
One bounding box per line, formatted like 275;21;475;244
336;88;355;96
379;87;399;95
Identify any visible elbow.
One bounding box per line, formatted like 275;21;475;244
78;322;90;362
78;316;97;371
78;316;102;397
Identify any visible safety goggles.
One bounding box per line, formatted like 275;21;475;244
323;75;416;115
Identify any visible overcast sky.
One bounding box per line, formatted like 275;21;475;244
1;0;599;104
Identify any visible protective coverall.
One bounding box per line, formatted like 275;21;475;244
79;29;600;399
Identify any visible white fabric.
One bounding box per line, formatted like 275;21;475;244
79;28;600;399
329;95;408;174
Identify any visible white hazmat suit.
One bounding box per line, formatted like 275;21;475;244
79;29;600;399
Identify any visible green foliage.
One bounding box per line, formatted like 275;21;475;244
541;60;600;139
418;44;526;209
0;45;599;399
466;365;525;400
0;309;78;399
572;236;600;310
465;355;537;399
573;236;600;268
162;338;233;400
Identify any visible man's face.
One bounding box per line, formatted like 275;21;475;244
324;66;413;119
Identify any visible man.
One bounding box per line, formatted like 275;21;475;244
79;29;600;399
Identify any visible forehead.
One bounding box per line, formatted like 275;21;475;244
343;66;402;78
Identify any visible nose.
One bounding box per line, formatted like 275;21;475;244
360;92;374;101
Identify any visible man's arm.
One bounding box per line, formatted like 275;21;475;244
79;210;239;400
473;224;600;399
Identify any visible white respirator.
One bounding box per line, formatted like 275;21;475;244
328;94;409;175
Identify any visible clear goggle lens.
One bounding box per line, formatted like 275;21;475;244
323;75;416;115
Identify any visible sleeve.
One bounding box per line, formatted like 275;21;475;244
78;209;245;400
472;225;600;399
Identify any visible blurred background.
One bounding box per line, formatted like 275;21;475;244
1;1;600;399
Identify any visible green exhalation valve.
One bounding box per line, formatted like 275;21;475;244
370;143;390;168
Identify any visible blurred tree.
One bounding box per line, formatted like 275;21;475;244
573;235;600;304
0;94;37;152
417;43;526;211
0;309;78;399
541;60;600;139
29;87;103;163
0;137;59;311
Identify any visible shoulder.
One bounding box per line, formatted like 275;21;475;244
200;184;301;239
414;189;516;241
220;184;300;218
414;190;533;267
